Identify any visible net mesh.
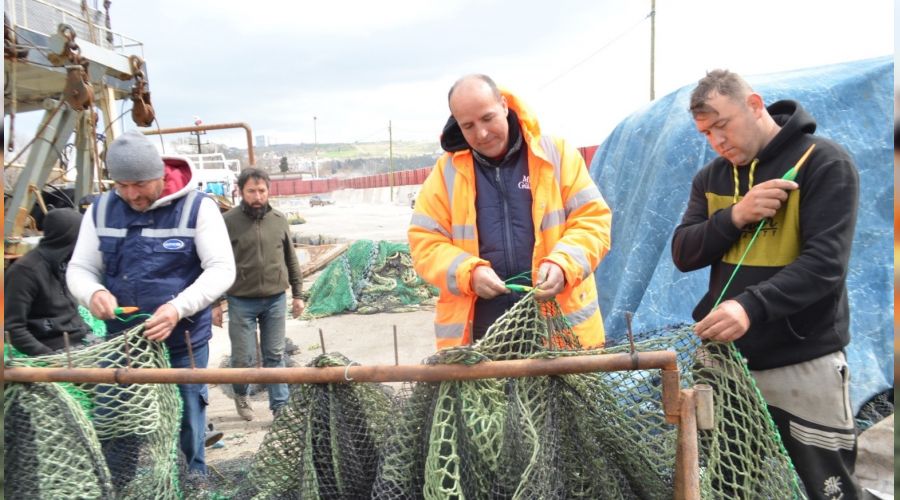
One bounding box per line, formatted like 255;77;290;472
384;295;804;498
224;353;396;499
302;240;437;318
4;326;182;499
5;295;807;498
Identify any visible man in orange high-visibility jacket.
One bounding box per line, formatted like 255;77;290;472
409;74;612;350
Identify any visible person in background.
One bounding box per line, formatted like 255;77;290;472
67;130;235;477
213;167;304;421
5;208;92;356
672;69;860;499
408;74;612;349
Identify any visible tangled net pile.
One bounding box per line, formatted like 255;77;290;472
5;326;182;499
223;294;803;499
302;240;437;318
5;295;805;498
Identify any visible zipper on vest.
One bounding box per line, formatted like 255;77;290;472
256;220;264;290
495;167;516;278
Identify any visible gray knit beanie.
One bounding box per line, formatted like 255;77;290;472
105;130;164;181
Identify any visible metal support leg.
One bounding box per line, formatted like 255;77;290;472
675;388;700;500
73;110;96;204
4;99;77;239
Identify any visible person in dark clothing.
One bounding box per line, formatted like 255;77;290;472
672;69;860;500
5;207;91;355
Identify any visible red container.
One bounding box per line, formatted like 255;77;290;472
579;145;599;166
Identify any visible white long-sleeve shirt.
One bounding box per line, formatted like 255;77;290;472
67;188;235;321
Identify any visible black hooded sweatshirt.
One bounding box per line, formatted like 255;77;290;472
5;208;91;355
671;100;859;370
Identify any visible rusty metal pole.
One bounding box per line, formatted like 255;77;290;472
142;122;256;166
4;351;677;385
674;388;700;500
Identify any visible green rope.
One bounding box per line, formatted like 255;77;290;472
711;143;815;309
114;313;153;323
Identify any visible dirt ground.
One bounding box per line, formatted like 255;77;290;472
203;197;437;478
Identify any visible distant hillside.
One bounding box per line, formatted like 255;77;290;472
257;140;440;159
227;140;442;177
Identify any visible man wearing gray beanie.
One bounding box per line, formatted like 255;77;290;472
68;130;235;477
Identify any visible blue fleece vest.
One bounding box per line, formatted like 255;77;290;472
472;146;535;337
93;189;211;354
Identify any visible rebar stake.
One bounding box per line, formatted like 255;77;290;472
123;329;132;368
392;325;399;366
185;331;196;370
625;311;638;369
63;331;72;369
318;328;326;355
255;330;262;369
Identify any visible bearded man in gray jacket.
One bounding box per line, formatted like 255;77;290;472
213;167;304;420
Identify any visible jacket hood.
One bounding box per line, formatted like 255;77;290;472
150;155;197;209
757;100;817;163
439;89;542;154
36;207;83;269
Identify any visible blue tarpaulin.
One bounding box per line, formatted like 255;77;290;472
591;56;893;413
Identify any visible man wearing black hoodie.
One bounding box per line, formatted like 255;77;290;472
672;70;860;499
5;208;92;355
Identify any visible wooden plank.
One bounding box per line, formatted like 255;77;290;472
295;242;349;276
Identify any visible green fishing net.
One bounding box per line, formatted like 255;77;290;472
368;296;804;498
4;326;182;499
5;294;805;498
302;239;437;318
230;353;395;499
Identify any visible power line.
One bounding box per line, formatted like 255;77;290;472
538;11;652;91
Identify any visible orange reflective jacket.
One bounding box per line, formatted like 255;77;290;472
409;91;612;350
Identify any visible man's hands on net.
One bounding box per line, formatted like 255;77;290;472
533;262;565;301
143;303;179;342
693;300;750;343
471;266;510;299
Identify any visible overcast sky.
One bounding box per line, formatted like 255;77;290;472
8;0;895;149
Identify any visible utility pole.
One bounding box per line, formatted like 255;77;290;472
313;116;318;178
192;116;205;154
650;0;656;101
388;120;394;202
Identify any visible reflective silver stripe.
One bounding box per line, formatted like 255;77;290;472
179;190;199;229
443;157;457;204
410;213;451;239
540;208;566;232
446;251;472;296
95;193;128;237
789;421;856;451
564;185;602;218
539;135;561;186
565;299;598;327
97;227;128;237
141;228;198;238
452;224;476;241
553;242;591;279
96;192;112;231
435;322;465;339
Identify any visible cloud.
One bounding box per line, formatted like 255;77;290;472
5;0;893;151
